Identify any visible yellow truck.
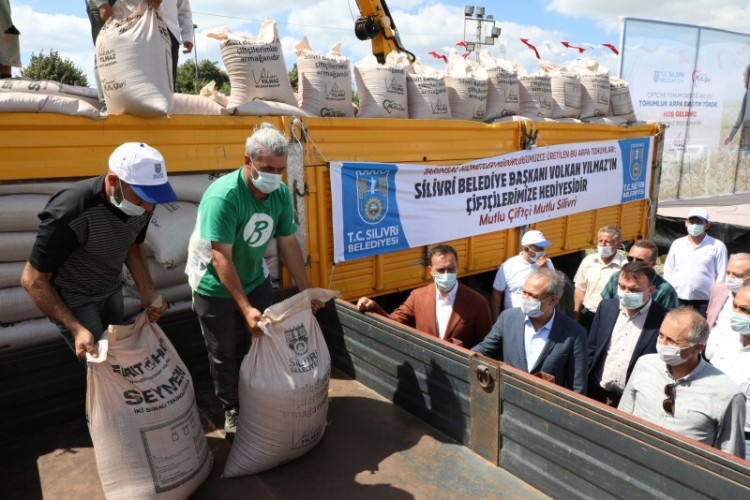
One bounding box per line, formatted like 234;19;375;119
0;114;661;302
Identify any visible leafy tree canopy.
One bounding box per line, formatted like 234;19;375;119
20;50;88;87
175;59;230;95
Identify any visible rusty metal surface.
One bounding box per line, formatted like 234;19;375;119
469;356;501;465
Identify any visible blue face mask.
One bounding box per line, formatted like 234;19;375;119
110;180;146;217
433;272;457;292
687;223;705;237
250;164;282;194
729;312;750;335
617;289;646;309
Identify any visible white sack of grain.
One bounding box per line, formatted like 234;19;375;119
444;52;487;122
478;51;519;120
567;58;610;119
223;288;339;477
354;52;409;119
207;20;296;109
86;305;212;499
144;202;198;269
406;59;451;120
295;36;353;117
609;76;637;123
96;4;173;116
0;92;102;119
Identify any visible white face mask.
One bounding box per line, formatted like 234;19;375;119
729;312;750;335
726;276;745;293
110;180;146;217
521;299;544;318
597;245;615;258
617;289;646;309
656;342;690;366
687;223;705;237
250;164;282;194
433;272;457;292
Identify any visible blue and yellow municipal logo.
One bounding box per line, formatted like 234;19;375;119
356;169;389;225
629;143;644;180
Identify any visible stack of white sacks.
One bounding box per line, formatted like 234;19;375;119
0;8;637;124
0;174;281;352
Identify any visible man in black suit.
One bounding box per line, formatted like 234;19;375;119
587;261;668;406
473;267;588;394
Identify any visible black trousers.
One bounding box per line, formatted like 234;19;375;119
193;278;273;411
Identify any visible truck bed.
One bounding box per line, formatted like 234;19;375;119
1;367;547;500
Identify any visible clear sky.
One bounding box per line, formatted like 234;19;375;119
7;0;749;86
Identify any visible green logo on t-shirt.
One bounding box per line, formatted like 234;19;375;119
244;214;274;247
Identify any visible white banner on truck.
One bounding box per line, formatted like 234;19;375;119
330;137;653;263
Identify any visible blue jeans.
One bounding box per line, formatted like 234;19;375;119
56;288;124;355
193;278;273;411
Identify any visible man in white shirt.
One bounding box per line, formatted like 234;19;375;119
491;230;554;322
160;0;194;86
574;225;627;331
663;208;727;317
587;262;668;406
705;285;750;457
706;253;750;331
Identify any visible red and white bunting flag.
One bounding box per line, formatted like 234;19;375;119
561;41;586;54
456;41;467;48
428;51;448;63
602;43;619;55
520;38;540;59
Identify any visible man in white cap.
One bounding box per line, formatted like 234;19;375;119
663;208;727;317
21;142;176;361
490;229;554;322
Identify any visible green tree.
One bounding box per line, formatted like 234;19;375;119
20;50;88;86
288;63;298;90
176;59;230;95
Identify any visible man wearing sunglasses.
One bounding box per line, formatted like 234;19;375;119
618;307;745;458
600;239;680;311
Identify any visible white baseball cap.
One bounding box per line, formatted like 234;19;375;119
687;208;709;222
521;230;552;248
108;142;177;204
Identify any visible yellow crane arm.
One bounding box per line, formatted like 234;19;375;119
353;0;415;64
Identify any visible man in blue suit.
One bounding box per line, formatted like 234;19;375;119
473;267;588;394
587;261;668;406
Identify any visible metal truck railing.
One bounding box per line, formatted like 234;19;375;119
316;299;750;499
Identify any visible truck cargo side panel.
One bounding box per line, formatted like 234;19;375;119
500;368;750;499
317;300;472;445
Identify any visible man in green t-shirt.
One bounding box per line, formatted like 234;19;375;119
186;123;316;440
